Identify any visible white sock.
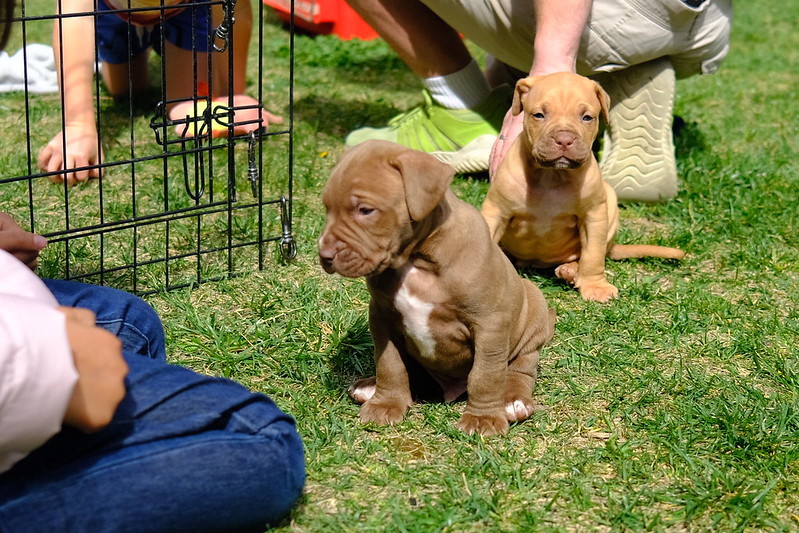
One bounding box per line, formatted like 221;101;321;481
422;59;491;110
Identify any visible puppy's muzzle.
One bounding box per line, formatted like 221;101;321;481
537;129;589;169
317;235;337;274
318;254;335;274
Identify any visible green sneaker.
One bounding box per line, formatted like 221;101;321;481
345;85;512;173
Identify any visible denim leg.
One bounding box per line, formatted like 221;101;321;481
0;352;306;532
43;279;167;362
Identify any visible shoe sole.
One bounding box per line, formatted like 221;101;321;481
429;134;497;174
596;58;678;203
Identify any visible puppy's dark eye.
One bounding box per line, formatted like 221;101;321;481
358;206;375;216
582;114;595;122
532;112;545;120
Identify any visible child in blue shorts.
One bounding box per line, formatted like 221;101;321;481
94;0;213;67
37;0;281;185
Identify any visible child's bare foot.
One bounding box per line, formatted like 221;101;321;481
169;95;283;138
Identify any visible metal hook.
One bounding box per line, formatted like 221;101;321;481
181;135;207;201
213;0;238;53
279;195;297;260
247;131;260;198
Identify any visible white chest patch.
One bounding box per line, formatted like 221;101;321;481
394;282;436;358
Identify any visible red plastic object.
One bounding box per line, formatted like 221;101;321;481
264;0;379;40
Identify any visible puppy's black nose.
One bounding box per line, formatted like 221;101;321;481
318;248;336;273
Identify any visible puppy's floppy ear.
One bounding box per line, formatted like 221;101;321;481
593;81;611;125
512;77;537;116
391;149;454;221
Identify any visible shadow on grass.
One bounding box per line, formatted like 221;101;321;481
326;314;374;384
293;93;402;139
324;313;457;404
673;116;709;160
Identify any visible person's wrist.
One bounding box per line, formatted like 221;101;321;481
529;56;577;77
63;119;96;132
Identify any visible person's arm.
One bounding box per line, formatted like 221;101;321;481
529;0;591;76
59;306;128;433
489;0;592;178
37;0;102;185
0;250;77;472
0;296;77;473
0;251;127;473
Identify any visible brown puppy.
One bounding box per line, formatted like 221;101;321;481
318;140;554;436
481;73;685;303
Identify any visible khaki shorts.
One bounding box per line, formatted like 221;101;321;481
420;0;732;78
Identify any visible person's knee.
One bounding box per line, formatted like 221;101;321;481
83;285;166;360
281;425;306;496
255;423;306;526
230;399;306;520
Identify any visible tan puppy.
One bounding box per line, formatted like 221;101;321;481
318;140;554;436
481;73;685;303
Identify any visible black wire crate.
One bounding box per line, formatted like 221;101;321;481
0;0;295;294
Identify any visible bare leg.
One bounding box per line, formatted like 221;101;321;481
229;0;251;95
165;18;281;137
100;53;150;97
162;42;216;105
210;0;250;96
345;0;471;78
344;0;504;175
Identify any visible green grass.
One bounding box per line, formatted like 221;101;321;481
2;2;799;531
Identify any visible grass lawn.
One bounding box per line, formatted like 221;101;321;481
1;1;798;531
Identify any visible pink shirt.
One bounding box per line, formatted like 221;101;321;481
0;250;78;473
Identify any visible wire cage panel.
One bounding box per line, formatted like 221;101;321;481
0;0;294;295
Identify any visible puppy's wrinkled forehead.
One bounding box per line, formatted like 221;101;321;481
323;147;403;209
526;75;603;114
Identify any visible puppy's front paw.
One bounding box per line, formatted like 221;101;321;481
457;412;509;436
579;281;618;303
359;399;408;425
348;376;377;404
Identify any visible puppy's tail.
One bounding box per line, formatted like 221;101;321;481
608;244;685;261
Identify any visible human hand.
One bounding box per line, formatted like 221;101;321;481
60;306;128;433
0;212;47;269
37;124;103;186
488;109;525;180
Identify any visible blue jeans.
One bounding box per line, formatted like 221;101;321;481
0;281;305;532
43;279;168;361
